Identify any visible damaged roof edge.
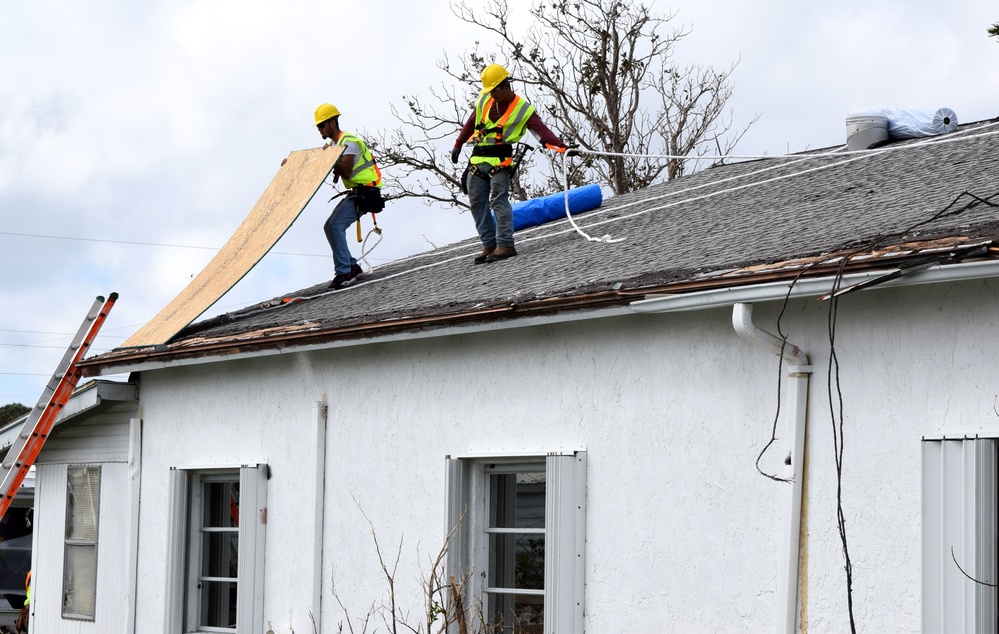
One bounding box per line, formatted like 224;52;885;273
78;258;999;378
632;258;999;313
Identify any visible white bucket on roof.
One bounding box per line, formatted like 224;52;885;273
846;114;889;151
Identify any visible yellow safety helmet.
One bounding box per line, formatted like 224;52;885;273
480;64;510;93
314;103;341;126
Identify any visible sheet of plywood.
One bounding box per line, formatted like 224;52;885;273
120;145;344;348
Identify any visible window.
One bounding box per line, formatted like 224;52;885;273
190;473;240;629
63;465;101;620
446;452;585;634
164;465;268;634
922;439;998;633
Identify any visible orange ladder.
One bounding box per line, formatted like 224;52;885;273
0;293;118;520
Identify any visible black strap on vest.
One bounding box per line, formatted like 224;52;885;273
471;144;514;159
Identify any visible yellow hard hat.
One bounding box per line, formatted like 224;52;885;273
314;103;341;126
480;64;510;93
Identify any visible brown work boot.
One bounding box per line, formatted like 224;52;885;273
473;246;495;265
484;246;517;263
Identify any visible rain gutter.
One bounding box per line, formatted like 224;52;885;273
630;259;999;314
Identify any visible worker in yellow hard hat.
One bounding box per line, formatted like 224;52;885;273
451;63;570;264
313;103;384;289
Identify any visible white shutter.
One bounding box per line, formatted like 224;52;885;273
545;451;586;634
922;439;998;633
163;467;188;633
236;464;268;634
445;457;468;633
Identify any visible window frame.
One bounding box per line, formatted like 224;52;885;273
62;464;102;621
446;451;586;634
186;472;240;632
164;464;268;634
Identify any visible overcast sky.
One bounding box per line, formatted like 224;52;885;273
1;0;996;405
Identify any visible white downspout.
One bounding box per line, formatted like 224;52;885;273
732;303;812;634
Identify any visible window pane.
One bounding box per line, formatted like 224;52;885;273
63;544;97;618
489;471;545;529
485;592;544;634
202;531;239;578
489;534;545;590
64;466;100;620
200;579;238;629
203;481;239;528
66;466;100;541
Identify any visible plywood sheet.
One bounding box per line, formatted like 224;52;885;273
120;146;344;348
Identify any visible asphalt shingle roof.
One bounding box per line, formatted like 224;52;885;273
96;118;999;361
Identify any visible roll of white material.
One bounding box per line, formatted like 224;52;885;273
848;106;958;139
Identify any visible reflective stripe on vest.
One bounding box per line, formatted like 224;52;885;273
335;131;382;189
470;94;535;167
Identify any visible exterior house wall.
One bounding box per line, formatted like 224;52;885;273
126;277;999;633
29;398;139;634
33;459;131;633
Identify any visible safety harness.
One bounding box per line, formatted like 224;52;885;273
326;131;385;250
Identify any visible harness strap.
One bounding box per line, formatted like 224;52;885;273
471;145;514;159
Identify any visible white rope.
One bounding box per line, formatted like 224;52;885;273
357;222;383;271
547;121;999;247
577;122;999;162
559;151;625;244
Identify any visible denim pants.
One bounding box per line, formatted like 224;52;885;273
466;166;514;248
324;195;359;275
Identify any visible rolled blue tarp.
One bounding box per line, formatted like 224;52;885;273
508;183;603;231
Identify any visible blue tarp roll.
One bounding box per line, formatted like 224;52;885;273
506;184;603;231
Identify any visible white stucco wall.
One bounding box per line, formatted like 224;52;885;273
130;277;999;633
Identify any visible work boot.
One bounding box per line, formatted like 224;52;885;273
484;246;517;263
473;246;495;265
329;264;364;290
347;263;364;282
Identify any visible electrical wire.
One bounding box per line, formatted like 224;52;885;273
0;230;328;258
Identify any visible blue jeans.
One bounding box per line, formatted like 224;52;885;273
324;195;359;275
466;166;514;248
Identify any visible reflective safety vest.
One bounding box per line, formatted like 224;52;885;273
469;93;535;168
333;131;382;189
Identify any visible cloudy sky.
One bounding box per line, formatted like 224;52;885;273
1;0;996;405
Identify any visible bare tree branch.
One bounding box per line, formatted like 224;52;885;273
372;0;755;213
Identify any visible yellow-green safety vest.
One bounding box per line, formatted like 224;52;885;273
333;132;382;189
469;93;535;168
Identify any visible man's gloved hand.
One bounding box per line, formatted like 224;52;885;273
450;146;462;164
565;143;580;158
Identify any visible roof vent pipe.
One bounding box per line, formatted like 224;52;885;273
846;114;889;151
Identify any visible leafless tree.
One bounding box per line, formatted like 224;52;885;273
366;0;756;209
329;500;470;634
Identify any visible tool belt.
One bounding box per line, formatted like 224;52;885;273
471;144;514;159
348;185;384;214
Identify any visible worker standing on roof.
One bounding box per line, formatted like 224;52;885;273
451;64;570;264
314;103;384;289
